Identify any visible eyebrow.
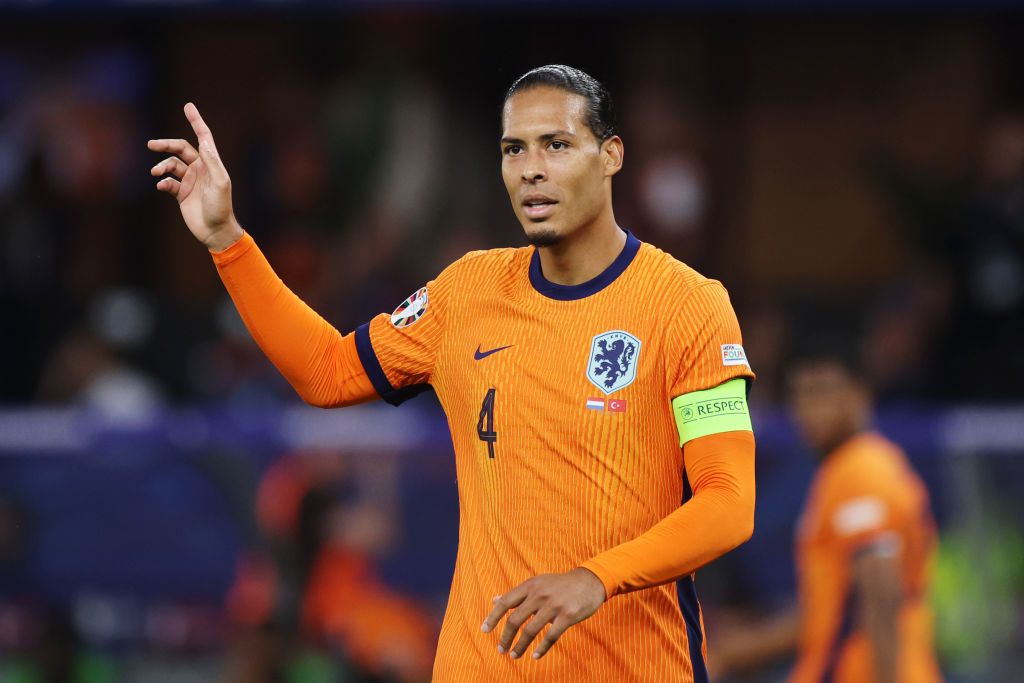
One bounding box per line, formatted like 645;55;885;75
500;130;576;145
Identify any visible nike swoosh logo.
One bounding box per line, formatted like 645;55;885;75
474;344;514;361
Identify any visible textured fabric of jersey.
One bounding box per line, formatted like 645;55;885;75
356;232;754;682
790;432;942;683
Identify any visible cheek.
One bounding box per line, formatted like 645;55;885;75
557;160;600;206
501;162;519;193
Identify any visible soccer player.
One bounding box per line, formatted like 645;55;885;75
713;343;942;683
148;65;756;682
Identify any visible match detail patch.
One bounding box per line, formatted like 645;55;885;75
721;344;749;367
832;497;888;537
672;378;752;445
390;286;429;328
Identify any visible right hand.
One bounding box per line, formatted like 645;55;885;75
148;102;243;252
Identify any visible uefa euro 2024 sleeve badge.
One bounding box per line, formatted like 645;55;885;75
390;286;429;328
587;330;641;395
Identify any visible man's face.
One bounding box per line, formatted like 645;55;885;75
787;361;868;455
500;87;619;246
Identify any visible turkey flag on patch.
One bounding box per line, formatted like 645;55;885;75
608;399;627;413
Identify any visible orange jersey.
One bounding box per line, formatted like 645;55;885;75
790;432;942;683
353;232;754;682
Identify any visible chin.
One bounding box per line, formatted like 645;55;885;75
524;224;563;247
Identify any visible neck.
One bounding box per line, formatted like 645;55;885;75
819;424;868;461
536;209;625;286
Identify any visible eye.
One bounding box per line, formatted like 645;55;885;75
504;144;523;156
549;140;568;151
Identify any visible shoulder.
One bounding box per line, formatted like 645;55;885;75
635;242;732;304
440;245;528;278
833;433;907;477
823;433;919;506
432;246;530;289
634;243;741;344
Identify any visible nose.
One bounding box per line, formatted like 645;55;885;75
521;148;546;184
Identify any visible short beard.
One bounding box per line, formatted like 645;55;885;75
526;228;562;247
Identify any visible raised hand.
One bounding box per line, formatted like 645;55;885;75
148;102;242;252
480;568;606;661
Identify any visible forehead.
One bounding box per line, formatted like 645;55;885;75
789;362;852;391
501;86;591;139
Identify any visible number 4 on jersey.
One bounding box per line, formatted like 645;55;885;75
477;388;497;458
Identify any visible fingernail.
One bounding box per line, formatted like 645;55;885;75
480;623;489;632
509;651;519;659
533;652;541;659
497;646;505;654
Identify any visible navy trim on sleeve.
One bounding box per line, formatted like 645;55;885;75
676;576;709;683
354;322;431;407
528;230;641;301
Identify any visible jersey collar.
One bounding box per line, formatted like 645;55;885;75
528;230;641;301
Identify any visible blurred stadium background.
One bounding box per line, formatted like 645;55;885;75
1;2;1023;682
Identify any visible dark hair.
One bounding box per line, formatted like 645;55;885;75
503;64;618;142
788;332;866;383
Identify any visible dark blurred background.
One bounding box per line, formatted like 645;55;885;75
1;3;1022;682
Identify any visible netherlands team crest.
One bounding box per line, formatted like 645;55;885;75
587;330;642;395
390;286;429;328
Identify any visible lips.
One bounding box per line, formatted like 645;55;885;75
522;194;558;220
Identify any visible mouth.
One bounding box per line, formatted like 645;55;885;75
522;195;558;220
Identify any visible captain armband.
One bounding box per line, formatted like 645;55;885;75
671;378;752;446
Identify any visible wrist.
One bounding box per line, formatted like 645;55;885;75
206;218;244;253
573;566;608;603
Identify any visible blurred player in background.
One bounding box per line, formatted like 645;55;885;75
714;341;942;683
148;64;756;682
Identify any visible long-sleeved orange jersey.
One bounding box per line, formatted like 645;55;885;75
790;432;942;683
213;230;756;682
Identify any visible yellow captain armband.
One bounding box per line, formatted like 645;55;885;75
672;378;752;446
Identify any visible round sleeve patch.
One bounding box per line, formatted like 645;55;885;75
390;286;429;328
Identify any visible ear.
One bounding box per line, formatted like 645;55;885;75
601;135;624;178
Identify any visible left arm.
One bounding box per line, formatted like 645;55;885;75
854;544;904;683
481;430;755;660
581;429;755;595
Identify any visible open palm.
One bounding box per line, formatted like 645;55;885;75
148;103;241;252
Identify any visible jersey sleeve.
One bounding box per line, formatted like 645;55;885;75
825;481;912;559
667;281;754;398
354;258;460;406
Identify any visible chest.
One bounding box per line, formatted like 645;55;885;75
440;297;668;411
433;297;687;471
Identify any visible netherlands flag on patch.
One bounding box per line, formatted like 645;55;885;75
586;397;605;411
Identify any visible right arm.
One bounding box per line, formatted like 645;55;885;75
149;103;376;407
211;234;375;407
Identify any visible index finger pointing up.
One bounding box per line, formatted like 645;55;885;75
184;102;215;147
183;102;230;184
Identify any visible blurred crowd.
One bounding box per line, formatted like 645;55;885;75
2;17;1021;415
2;10;1024;683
